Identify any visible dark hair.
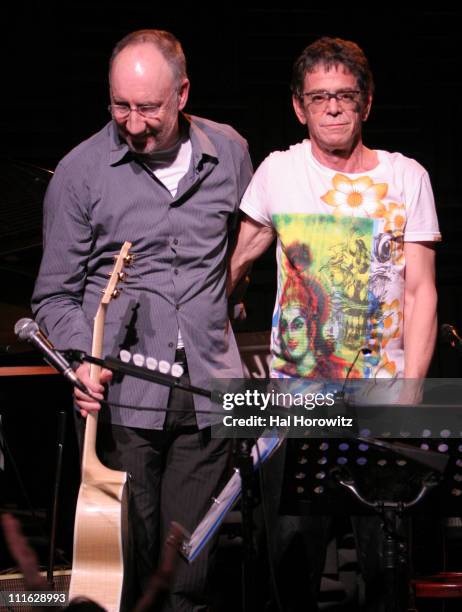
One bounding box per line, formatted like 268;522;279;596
65;596;106;611
291;36;374;99
109;29;188;87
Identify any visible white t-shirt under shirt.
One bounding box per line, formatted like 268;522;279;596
142;137;192;350
144;137;192;199
240;140;441;379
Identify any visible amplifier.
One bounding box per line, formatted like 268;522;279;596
0;570;70;612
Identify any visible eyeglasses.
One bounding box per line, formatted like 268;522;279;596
301;90;361;111
108;103;164;119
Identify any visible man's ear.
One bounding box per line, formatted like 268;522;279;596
292;94;308;126
178;79;190;111
362;92;373;122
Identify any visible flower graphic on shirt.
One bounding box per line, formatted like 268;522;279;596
379;202;406;266
369;299;402;348
381;299;403;346
322;174;388;218
375;351;397;378
383;202;406;234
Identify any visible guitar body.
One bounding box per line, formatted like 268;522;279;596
69;242;132;611
69;464;128;611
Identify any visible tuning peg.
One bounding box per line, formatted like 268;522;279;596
123;253;134;267
101;287;123;297
106;270;127;279
120;350;131;363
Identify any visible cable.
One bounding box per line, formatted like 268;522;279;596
97;398;227;415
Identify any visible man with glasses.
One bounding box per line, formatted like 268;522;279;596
229;37;440;610
32;29;252;610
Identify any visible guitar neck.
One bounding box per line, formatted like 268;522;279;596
79;240;132;483
80;304;108;479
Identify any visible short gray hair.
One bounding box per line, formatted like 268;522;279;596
109;29;188;87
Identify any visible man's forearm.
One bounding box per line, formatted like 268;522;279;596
403;283;437;378
227;216;275;296
227;254;252;297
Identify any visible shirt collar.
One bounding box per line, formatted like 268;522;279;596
108;121;131;166
108;113;218;168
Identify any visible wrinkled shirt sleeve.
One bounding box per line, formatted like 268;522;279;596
31;161;93;353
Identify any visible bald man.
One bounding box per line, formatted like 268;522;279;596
32;29;252;611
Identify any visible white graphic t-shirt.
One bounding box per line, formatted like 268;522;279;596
240;140;441;379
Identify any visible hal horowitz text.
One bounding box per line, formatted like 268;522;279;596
222;415;354;427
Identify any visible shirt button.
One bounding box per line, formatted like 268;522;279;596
176;304;180;310
168;342;174;348
174;269;179;275
173;238;179;245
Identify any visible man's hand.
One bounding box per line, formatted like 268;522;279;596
397;378;424;406
1;513;46;591
74;362;113;417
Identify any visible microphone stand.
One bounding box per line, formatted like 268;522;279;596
66;351;213;399
332;439;446;612
47;410;66;588
233;438;257;612
440;323;462;355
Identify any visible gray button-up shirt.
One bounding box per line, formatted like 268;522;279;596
32;114;253;429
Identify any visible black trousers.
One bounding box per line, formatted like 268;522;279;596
97;368;231;612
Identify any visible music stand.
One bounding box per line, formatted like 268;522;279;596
280;433;455;612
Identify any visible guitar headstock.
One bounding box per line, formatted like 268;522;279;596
101;241;133;305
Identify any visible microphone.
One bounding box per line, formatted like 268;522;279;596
440;323;462;353
14;318;92;395
337;346;372;400
345;346;371;381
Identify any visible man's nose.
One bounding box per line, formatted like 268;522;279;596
125;110;147;134
326;96;341;114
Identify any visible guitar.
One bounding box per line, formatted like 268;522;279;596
69;241;133;611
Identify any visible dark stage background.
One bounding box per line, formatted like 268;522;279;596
2;5;462;370
1;4;462;597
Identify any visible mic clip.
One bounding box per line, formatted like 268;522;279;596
63;349;87;364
